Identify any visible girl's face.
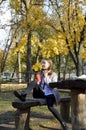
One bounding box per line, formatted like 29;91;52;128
41;60;50;70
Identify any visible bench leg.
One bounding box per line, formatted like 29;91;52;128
60;101;70;122
15;108;31;130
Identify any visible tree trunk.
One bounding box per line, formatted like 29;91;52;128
27;30;32;87
18;51;22;83
57;55;61;80
75;62;81;76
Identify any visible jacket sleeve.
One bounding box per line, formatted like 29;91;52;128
52;72;58;82
44;72;58;84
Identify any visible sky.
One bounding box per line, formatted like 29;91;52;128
0;0;11;49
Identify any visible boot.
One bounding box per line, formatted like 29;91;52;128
61;122;68;130
14;91;26;101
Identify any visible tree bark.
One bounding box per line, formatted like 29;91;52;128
27;30;32;87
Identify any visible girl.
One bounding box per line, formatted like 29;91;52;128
14;58;68;130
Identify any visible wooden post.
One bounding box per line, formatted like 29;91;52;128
15;108;30;130
60;97;71;122
71;90;86;130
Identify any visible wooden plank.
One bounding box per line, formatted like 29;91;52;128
12;98;46;110
12;97;71;110
49;79;86;90
58;89;70;93
60;96;71;101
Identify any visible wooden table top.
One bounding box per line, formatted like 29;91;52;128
49;79;86;91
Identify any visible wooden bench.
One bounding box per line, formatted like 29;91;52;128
12;95;71;130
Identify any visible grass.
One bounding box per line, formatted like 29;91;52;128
0;84;72;130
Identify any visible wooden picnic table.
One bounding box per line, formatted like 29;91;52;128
49;79;86;130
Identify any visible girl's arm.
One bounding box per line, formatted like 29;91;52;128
44;72;58;84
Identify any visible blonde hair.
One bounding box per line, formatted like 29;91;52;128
42;58;53;71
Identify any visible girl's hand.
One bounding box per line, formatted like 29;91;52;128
35;74;41;84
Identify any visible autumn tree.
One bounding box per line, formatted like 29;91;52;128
48;0;86;76
9;0;50;85
9;0;86;82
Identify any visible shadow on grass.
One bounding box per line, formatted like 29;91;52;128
0;110;58;130
0;126;14;130
0;108;69;130
31;111;54;119
0;111;15;130
0;111;14;123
